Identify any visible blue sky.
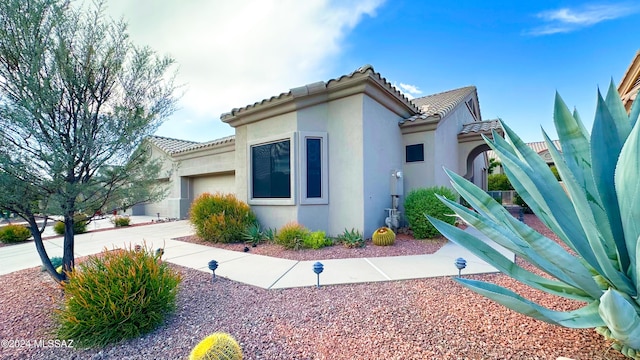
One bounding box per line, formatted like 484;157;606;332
108;0;639;143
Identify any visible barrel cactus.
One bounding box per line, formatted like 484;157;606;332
428;82;640;359
372;227;395;246
189;332;243;360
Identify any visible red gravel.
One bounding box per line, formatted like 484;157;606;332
0;213;626;360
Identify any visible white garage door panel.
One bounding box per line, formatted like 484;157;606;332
192;174;236;199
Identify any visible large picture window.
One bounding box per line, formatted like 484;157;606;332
251;139;291;198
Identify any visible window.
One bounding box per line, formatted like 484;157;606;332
406;143;424;162
251;139;291;198
300;132;328;204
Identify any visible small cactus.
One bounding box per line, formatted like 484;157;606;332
189;332;243;360
372;227;395;246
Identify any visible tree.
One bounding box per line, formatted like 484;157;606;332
0;0;178;282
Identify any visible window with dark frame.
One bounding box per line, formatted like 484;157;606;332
406;143;424;162
251;140;291;198
306;138;322;198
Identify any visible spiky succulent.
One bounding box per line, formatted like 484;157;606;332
428;82;640;358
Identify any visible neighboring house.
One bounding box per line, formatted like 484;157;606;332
136;65;501;236
618;50;640;113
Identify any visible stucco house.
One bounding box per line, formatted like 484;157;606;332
619;49;640;113
135;65;501;236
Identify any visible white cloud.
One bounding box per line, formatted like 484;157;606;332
105;0;385;141
526;3;638;36
398;83;422;98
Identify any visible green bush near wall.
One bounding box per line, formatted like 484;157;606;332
404;186;458;239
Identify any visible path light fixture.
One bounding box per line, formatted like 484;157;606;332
208;260;218;283
454;257;467;277
313;262;324;288
518;208;524;222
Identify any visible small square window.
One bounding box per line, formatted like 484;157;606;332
406;144;424;162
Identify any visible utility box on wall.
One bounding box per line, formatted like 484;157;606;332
390;170;403;196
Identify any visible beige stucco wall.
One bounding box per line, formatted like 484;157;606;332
191;173;236;200
402;131;436;194
362;95;404;236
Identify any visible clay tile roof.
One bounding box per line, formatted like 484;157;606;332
400;86;476;124
148;135;235;155
221;64;418;121
459;119;502;135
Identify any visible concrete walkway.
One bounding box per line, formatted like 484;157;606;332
0;219;514;289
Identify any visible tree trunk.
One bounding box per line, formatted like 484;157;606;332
62;213;75;278
27;215;64;282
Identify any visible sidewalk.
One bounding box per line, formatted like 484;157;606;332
0;219;513;289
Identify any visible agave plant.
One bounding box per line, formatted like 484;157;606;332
428;82;640;358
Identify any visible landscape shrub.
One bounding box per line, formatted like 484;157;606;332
113;216;131;227
189;193;257;243
404;186;458;239
0;224;31;243
302;230;333;249
53;214;89;235
41;256;63;272
487;173;513;191
276;222;310;250
55;245;181;347
337;228;364;248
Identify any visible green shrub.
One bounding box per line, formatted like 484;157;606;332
189;193;257;243
404;186;458;239
113;216;131;227
55;245;181;348
276;222;309;250
303;230;333;249
487;173;513;191
0;224;31;243
549;165;561;181
337;228;364;248
53;214;89;235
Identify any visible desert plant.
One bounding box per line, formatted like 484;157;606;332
404;186;457;239
263;227;277;243
189;193;257;243
55;245;181;347
0;224;31;243
372;227;395;246
303;230;333;249
242;223;263;246
337;228;364;248
276;222;309;250
189;332;243;360
428;83;640;359
113;216;131;227
53;214;89;235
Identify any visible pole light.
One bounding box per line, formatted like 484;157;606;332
313;262;324;288
454;257;467;277
208;260;218;283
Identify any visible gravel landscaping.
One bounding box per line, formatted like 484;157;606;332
0;214;626;360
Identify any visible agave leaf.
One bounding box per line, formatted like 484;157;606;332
629;89;640;128
599;289;640;349
553;95;629;271
605;80;633;141
429;216;593;301
543;131;635;295
615;119;640;284
431;202;598;301
440;170;602;296
486;127;603;271
591;91;625;258
455;278;605;328
571;106;591;140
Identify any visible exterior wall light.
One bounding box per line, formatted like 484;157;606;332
208;260;219;282
455;257;467;277
313;262;324;288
